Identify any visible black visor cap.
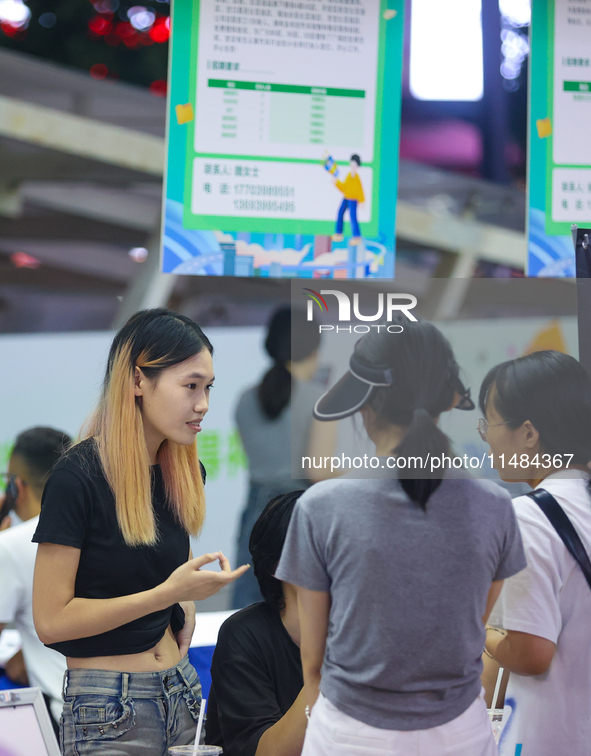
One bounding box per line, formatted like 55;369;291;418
313;370;375;421
313;369;474;421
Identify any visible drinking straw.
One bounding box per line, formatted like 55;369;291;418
491;667;504;711
192;698;207;756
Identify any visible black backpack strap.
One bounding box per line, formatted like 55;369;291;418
527;488;591;592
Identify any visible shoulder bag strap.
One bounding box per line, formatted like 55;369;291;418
527;488;591;592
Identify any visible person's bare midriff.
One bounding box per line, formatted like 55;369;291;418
67;624;182;672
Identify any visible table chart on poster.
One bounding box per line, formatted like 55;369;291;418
192;1;380;162
204;79;366;150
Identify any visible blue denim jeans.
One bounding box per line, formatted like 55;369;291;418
336;198;360;237
60;655;203;756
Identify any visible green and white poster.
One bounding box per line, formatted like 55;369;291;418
529;0;591;276
162;0;404;279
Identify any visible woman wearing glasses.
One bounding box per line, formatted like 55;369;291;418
275;318;526;756
478;350;591;756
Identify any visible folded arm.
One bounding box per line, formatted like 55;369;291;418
485;627;556;676
482;579;557;679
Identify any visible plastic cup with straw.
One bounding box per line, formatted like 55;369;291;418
192;698;207;756
167;699;223;756
487;667;505;743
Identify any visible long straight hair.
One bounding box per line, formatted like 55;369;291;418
82;308;213;546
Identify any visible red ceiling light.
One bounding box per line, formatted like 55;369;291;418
114;20;140;47
114;20;134;37
90;63;109;79
149;79;167;97
149;16;169;43
11;252;41;269
1;21;27;38
88;15;112;35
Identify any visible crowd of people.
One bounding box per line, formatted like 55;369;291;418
1;306;590;756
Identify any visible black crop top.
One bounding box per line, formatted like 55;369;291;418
33;438;204;658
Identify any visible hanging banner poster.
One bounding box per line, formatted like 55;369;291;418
162;0;404;279
528;0;591;276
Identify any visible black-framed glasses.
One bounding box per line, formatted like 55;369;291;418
477;418;511;442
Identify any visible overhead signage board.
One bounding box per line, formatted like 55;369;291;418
528;0;591;276
162;0;404;279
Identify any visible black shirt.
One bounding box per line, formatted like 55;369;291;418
206;602;303;756
33;438;194;658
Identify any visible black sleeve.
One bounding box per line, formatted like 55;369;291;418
200;461;207;484
33;468;90;549
209;626;286;756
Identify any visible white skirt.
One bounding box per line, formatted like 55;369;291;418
302;690;498;756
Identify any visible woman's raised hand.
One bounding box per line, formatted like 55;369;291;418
163;552;250;603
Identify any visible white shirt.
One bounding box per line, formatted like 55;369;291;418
489;471;591;756
0;516;66;721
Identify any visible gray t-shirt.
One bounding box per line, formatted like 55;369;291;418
235;379;322;487
275;471;526;730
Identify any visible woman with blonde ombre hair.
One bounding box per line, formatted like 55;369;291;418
32;308;249;756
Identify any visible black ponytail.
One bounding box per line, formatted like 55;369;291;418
395;408;451;509
259;362;292;420
258;307;320;420
356;318;460;510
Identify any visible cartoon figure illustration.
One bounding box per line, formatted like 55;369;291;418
327;154;364;246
